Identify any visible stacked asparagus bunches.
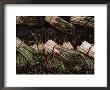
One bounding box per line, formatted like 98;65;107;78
45;16;75;34
70;16;94;28
77;41;94;58
44;40;94;72
16;37;43;67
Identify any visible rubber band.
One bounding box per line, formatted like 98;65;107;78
52;44;58;54
87;44;93;55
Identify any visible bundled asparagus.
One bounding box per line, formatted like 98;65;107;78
44;40;60;54
44;40;94;72
62;42;74;50
16;16;44;25
70;16;94;28
32;42;44;51
45;16;75;34
16;37;43;66
77;41;94;58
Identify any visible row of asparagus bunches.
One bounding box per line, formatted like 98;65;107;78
17;38;94;71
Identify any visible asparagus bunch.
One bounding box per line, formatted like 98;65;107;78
62;42;74;49
70;16;94;28
77;41;94;58
16;16;44;26
16;37;44;67
45;16;75;34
